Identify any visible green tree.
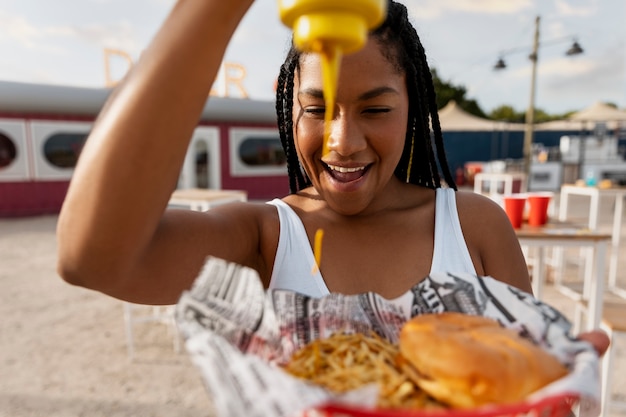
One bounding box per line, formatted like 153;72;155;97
489;105;525;123
431;68;578;122
431;69;487;118
489;105;570;123
533;108;563;123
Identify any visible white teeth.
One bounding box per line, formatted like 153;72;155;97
327;164;365;173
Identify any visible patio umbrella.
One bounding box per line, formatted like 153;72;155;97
438;100;505;131
568;101;626;123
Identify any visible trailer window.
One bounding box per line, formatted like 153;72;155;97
229;127;286;177
0;133;17;168
239;137;286;166
43;133;88;168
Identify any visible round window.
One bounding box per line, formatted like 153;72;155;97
0;133;17;169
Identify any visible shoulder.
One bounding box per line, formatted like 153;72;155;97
454;189;506;213
453;189;515;226
452;190;531;292
206;199;279;224
168;200;280;256
197;200;280;284
453;190;514;241
224;200;280;240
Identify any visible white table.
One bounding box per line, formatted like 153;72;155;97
168;188;248;211
516;224;611;332
558;184;626;296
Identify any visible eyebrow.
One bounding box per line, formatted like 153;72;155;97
297;86;399;101
359;86;399;101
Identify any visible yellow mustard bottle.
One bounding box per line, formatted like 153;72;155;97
278;0;387;155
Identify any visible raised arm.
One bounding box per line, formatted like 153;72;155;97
57;0;257;304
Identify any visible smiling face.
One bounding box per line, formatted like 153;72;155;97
292;38;410;215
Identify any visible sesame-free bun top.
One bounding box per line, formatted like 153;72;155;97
399;312;569;409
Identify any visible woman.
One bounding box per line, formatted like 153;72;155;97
56;0;608;353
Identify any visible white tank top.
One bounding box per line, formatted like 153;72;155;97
267;188;476;297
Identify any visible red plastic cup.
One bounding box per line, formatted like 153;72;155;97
527;192;553;226
503;194;527;229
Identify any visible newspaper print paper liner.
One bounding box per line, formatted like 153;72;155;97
175;256;601;417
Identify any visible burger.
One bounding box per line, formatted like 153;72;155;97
399;312;569;408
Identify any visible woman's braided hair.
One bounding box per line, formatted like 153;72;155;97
275;0;457;194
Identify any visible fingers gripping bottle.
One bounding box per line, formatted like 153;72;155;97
278;0;387;154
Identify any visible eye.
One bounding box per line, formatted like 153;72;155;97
363;107;391;115
303;107;326;117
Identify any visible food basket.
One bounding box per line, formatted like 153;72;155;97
309;394;580;417
175;257;601;417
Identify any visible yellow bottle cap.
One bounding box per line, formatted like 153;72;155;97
292;12;368;54
278;0;387;54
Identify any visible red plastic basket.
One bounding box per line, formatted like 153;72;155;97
306;393;579;417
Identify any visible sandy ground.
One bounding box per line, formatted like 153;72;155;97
0;215;214;417
1;193;626;417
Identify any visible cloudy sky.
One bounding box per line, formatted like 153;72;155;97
1;0;624;115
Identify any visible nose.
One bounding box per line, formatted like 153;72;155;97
325;113;367;156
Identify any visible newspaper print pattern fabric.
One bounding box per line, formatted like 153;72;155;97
175;257;601;417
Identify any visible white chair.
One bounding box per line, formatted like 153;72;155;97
473;172;528;202
575;300;626;417
123;302;181;360
598;303;626;417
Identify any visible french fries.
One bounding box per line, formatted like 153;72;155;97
284;332;446;410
